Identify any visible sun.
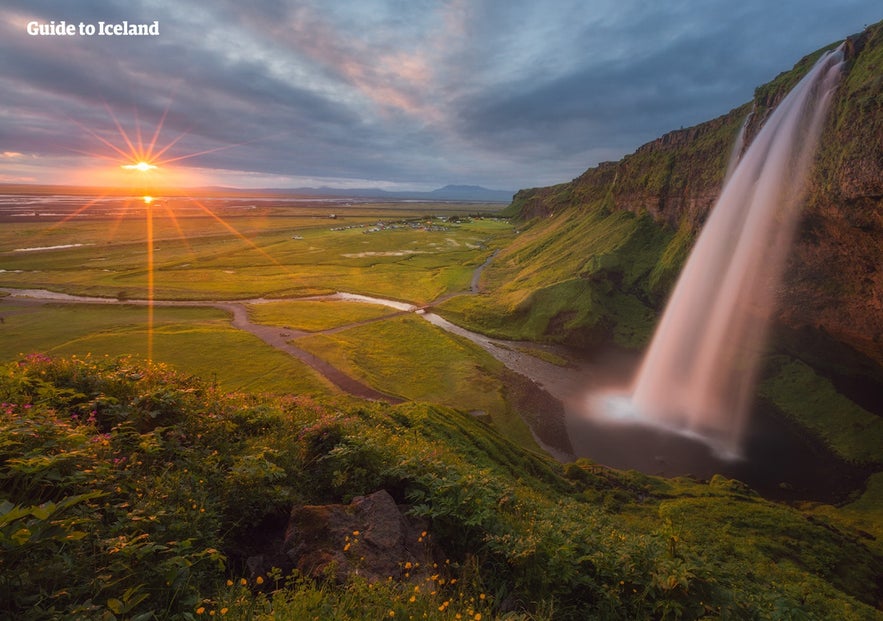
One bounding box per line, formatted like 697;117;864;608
122;161;158;172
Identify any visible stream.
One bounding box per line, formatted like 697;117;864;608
1;286;864;501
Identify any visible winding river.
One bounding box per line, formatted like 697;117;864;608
0;285;863;500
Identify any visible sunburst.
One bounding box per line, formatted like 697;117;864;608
55;103;292;363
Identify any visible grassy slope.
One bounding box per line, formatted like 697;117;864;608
438;24;883;467
1;356;880;620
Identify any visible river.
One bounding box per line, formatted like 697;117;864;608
0;286;863;501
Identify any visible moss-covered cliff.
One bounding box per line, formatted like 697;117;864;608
445;21;882;377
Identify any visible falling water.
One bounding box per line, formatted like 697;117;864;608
623;47;845;457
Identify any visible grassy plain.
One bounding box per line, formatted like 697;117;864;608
0;301;331;395
0;199;517;421
0;204;513;303
294;314;540;449
246;299;398;332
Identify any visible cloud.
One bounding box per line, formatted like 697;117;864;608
0;0;879;190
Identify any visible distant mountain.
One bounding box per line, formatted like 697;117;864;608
0;183;514;203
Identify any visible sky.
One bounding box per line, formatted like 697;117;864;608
0;1;879;193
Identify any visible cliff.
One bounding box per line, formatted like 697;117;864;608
457;22;882;377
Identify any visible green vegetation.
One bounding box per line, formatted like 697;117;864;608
809;472;883;557
295;314;539;450
759;357;883;464
2;24;883;618
247;299;397;332
0;302;331;395
1;355;880;620
438;204;668;348
0;212;513;304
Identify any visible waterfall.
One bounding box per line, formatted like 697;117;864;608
626;47;845;457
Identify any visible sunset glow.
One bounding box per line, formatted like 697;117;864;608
123;161;158;172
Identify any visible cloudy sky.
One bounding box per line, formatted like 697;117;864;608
1;1;879;192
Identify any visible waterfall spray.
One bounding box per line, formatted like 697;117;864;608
612;47;845;457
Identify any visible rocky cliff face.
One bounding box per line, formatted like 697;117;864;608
505;21;883;370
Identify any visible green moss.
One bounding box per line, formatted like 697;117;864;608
759;357;883;464
810;472;883;557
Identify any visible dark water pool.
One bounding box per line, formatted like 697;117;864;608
552;347;870;503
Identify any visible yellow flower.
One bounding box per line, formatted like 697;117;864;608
255;576;264;585
404;561;412;569
353;530;360;536
220;609;228;616
240;578;247;586
474;614;482;621
196;607;205;615
226;579;233;587
388;611;395;617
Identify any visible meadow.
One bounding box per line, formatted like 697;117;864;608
0;197;531;441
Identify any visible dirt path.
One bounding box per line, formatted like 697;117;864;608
0;250;503;405
0;289;402;403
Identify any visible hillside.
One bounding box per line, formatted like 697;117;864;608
438;21;882;388
1;355;881;619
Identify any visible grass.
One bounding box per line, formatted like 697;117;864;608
247;299;398;332
1;355;880;620
436;204;670;347
759;357;883;464
809;472;883;557
0;212;513;304
0;301;332;395
294;314;540;450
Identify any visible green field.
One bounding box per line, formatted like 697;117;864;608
246;299;399;331
294;313;540;449
0;210;513;303
0;202;516;417
0;301;332;395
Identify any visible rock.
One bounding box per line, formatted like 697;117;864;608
269;490;438;584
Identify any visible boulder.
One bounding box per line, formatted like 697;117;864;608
247;490;438;584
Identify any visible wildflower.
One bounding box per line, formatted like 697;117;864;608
353;530;360;536
196;607;205;615
240;578;247;586
388;611;395;617
220;609;228;616
255;576;264;585
404;562;412;569
226;580;233;587
474;614;482;621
